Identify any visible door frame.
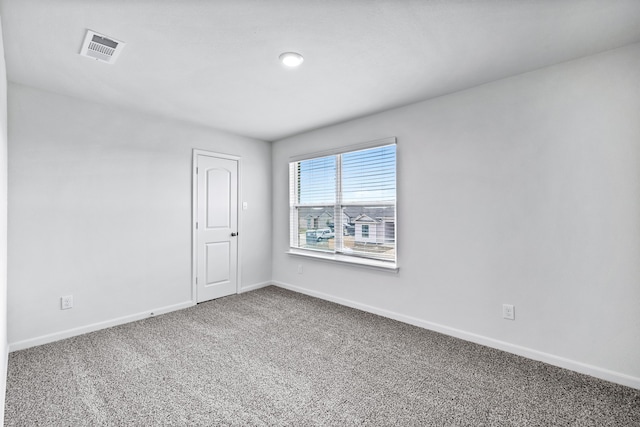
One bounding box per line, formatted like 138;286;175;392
191;149;242;304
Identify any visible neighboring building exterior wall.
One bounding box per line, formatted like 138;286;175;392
355;221;379;244
355;215;394;244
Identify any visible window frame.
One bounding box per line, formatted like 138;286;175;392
288;137;398;271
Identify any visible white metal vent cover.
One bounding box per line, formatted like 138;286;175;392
80;30;125;64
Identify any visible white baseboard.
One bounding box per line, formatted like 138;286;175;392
239;281;272;294
8;300;195;352
272;280;640;390
8;283;272;353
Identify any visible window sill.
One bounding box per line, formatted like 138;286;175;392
286;248;399;272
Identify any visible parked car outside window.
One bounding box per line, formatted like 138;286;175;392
306;228;334;243
316;229;335;241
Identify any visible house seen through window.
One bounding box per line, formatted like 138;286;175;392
289;140;396;265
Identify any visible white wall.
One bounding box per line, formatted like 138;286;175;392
0;20;8;425
7;84;272;348
272;43;640;388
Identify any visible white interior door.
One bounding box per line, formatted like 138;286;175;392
195;153;238;303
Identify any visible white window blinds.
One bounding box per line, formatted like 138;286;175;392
289;140;397;265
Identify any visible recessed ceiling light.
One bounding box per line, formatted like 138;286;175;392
279;52;304;67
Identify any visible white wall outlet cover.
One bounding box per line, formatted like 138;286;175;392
502;304;515;320
242;201;248;210
61;295;74;310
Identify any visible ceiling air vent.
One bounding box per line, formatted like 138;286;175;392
80;30;125;64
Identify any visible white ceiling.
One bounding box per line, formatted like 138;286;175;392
2;0;640;141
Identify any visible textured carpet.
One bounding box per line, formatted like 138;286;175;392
4;286;640;426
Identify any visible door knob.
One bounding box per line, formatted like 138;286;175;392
231;232;238;237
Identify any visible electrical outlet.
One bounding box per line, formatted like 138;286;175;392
502;304;514;320
297;264;303;274
61;295;73;310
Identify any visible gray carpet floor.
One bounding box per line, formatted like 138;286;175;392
4;286;640;426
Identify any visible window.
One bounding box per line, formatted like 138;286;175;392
289;138;397;267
